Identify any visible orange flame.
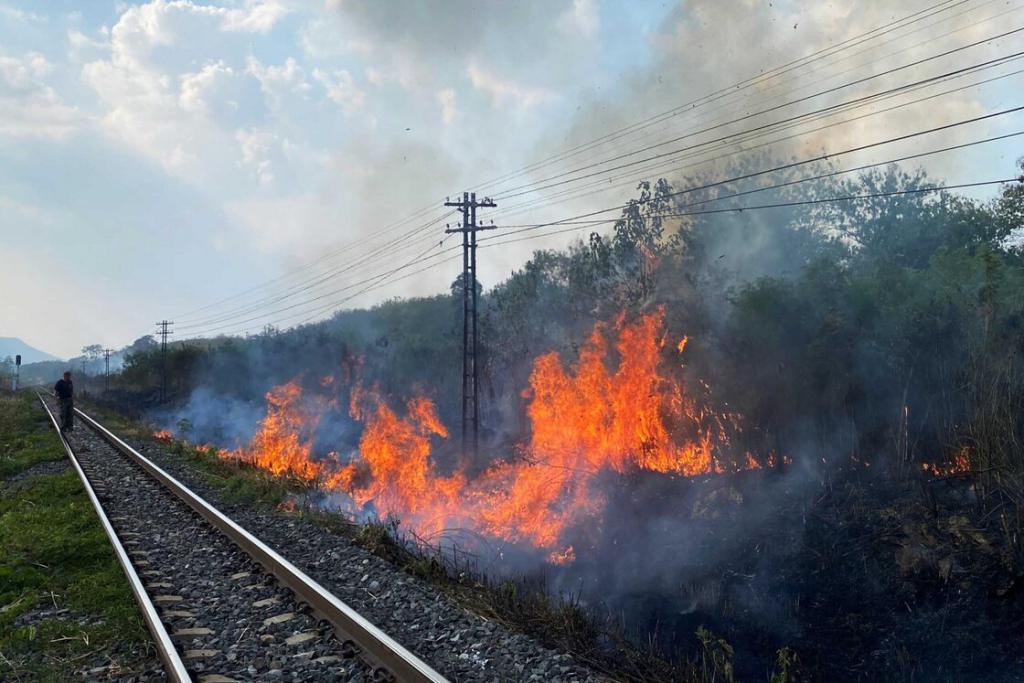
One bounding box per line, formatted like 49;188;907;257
921;447;972;477
219;309;762;558
153;429;173;442
232;380;325;481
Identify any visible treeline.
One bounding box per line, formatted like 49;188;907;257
111;160;1024;492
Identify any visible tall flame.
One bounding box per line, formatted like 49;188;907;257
221;308;752;557
236;380;324;482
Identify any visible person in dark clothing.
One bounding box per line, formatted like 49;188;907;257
54;371;74;432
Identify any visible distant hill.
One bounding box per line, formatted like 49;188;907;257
0;337;60;364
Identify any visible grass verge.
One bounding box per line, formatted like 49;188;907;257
0;391;152;680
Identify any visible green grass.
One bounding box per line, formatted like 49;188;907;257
0;391;151;680
0;394;64;478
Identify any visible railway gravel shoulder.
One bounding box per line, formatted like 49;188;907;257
58;411;377;682
108;424;604;683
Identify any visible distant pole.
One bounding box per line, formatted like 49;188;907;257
103;348;113;393
156;320;174;403
444;192;497;466
13;354;20;392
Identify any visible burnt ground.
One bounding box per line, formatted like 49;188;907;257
555;464;1024;681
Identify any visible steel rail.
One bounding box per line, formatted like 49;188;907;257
72;405;450;683
35;394;193;683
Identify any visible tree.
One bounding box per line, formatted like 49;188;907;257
997;159;1024;251
126;335;158;354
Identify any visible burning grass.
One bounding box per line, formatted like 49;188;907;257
214;308;761;562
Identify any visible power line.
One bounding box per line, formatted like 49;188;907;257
169;2;1009;332
487;14;1024;223
209;173;1020;337
490;64;1024;228
466;0;972;196
226;249;465;337
172;204;448;321
182;105;1024;337
491;26;1024;201
183;241;462;337
175;211;452;329
494;0;1019;191
169;5;1023;340
480;179;1019;249
479;104;1024;242
524;130;1024;225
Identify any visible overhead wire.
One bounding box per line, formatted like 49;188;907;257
176;2;1023;337
172;202;449;321
486;3;1024;222
464;0;972;195
490;26;1024;201
480;178;1020;248
175;210;454;329
478;101;1024;242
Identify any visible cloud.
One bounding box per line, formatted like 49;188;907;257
246;55;311;107
313;67;365;113
68;28;110;57
80;2;292;184
558;0;599;39
0;195;54;225
324;0;598;92
466;62;555;110
221;0;290;33
0;6;47;24
437;88;458;125
0;51;52;85
235;126;277;184
0;52;81;139
299;16;374;59
179;61;235;115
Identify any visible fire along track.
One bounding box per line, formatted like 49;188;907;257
37;394;449;683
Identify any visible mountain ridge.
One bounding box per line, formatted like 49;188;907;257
0;337;61;364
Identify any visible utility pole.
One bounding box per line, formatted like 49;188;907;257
103;348;113;393
156;320;173;403
444;192;497;466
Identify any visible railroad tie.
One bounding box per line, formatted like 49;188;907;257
252;597;280;608
285;632;318;647
263;612;296;627
172;627;214;638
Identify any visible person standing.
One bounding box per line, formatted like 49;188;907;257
54;371;74;432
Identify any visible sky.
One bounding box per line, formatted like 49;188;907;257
0;0;1022;358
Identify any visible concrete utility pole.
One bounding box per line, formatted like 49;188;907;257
444;192;497;466
156;320;173;403
103;348;113;393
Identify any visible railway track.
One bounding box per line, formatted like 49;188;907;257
37;394;449;683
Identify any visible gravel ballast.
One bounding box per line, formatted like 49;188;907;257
63;402;604;683
58;410;376;682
